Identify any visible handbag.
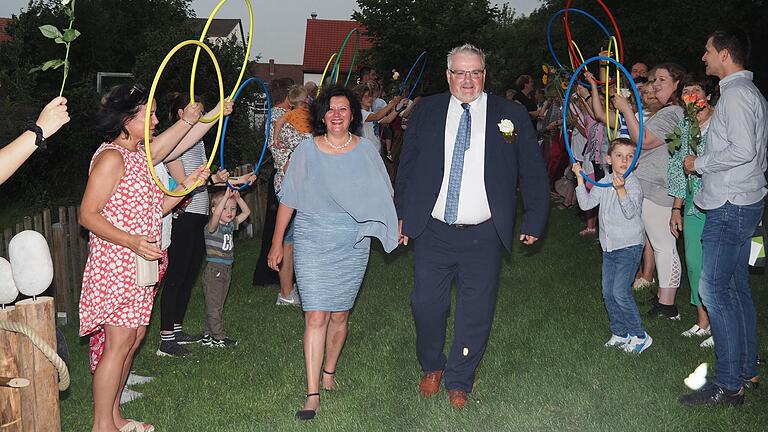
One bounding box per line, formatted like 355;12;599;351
135;255;159;286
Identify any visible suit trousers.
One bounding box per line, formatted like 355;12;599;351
411;217;503;393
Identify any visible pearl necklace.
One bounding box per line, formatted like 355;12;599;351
323;132;353;150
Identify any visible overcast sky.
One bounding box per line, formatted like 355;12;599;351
1;0;542;64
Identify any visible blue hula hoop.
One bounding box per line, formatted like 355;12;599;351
547;8;612;88
399;51;427;100
563;56;643;187
218;76;271;191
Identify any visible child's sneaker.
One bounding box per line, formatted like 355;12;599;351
276;284;301;306
700;336;715;348
604;334;630;348
201;335;213;346
209;337;238;348
120;386;143;405
126;371;154;386
623;333;653;354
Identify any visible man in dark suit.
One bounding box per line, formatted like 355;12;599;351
395;44;549;409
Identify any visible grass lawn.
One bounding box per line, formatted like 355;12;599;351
59;202;768;431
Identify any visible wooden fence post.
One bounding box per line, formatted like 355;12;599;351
67;206;82;290
33;214;43;236
15;297;60;432
43;209;52;250
0;306;23;432
51;224;70;320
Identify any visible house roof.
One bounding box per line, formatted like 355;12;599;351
193;18;244;43
0;18;13;43
303;19;373;75
249;61;304;85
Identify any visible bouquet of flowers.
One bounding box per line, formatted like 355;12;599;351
541;64;569;102
666;93;708;155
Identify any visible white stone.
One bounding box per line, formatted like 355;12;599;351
9;231;54;297
0;257;19;304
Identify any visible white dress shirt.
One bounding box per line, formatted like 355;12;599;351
694;70;768;209
432;93;492;224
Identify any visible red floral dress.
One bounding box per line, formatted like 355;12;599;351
79;142;164;372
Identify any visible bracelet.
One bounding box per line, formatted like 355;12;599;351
181;118;194;127
671;208;682;212
179;182;188;190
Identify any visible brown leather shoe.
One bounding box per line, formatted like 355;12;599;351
448;389;468;409
418;370;443;397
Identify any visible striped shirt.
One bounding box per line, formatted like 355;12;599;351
177;141;210;215
204;221;235;265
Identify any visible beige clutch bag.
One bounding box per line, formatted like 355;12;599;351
135;255;159;286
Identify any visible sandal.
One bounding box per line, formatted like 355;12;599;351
322;369;336;391
578;227;597;236
119;420;155;432
296;393;320;421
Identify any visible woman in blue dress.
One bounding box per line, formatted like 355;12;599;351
268;85;399;420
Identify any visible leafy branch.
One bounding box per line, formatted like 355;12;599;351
29;0;79;97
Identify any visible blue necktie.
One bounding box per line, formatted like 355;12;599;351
444;103;471;225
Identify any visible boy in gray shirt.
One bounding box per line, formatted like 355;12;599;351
573;138;652;354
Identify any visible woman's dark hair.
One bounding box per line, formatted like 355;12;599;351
311;85;363;136
94;83;149;143
681;73;720;106
164;92;204;123
654;62;687;107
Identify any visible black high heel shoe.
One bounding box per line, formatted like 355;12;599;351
295;393;320;421
322;369;336;391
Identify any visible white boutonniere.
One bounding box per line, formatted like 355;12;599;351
498;119;516;144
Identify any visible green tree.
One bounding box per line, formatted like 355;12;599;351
353;0;501;97
0;0;266;205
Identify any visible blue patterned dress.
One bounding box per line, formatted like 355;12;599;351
279;137;399;311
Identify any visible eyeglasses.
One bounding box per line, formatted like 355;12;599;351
448;69;485;79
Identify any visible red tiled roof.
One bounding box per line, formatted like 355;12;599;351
303;19;373;75
0;18;13;43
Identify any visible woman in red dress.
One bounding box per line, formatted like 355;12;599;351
79;83;210;432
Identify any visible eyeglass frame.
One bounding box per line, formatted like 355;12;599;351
448;68;486;79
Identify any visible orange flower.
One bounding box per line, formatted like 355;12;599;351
542;64;549;74
542;74;548;85
561;81;568;90
696;99;707;109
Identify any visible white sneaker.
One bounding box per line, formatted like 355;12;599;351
681;324;711;338
623;333;653;354
276;285;301;306
700;336;715;348
120;387;143;405
126;371;154;386
604;334;630;348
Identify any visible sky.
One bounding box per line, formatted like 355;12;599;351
0;0;542;64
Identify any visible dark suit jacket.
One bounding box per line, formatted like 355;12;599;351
394;92;549;251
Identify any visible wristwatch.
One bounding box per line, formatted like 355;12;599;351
25;122;47;151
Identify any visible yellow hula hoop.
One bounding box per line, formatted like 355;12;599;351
605;36;621;140
569;40;586;69
145;39;225;197
317;53;338;97
191;0;254;124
